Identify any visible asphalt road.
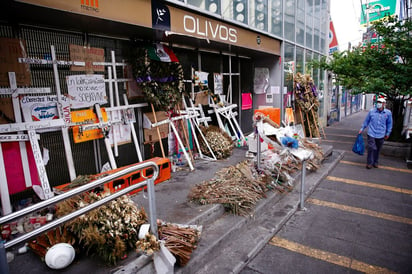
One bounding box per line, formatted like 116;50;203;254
241;111;412;274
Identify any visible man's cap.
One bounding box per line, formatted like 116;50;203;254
377;97;386;103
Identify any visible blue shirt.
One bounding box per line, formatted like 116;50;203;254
361;108;393;138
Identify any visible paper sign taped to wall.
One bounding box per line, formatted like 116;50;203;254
241;93;252;110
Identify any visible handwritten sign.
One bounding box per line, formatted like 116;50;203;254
66;74;107;109
20;95;71;132
0;38;31;86
69;44;105;73
71;108;108;143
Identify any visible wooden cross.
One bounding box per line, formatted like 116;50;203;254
19;45;85;181
0;72;51;214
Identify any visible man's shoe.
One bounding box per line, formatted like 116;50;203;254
366;165;373;169
373;164;379;168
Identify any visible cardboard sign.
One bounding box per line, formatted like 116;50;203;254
71;108;108;143
0;98;14;124
0;38;31;86
144;111;169;143
69;44;105;73
66;74;108;109
194;91;209;106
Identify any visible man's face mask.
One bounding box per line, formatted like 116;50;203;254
377;103;383;109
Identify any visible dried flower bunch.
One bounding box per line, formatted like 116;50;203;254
55;192;147;265
158;221;201;266
294;72;319;113
294;72;321;137
198;125;234;159
136;233;160;255
189;161;267;216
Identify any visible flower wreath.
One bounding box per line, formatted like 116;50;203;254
131;47;184;111
293;72;320;113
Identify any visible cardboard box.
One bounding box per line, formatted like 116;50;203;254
144;111;169;143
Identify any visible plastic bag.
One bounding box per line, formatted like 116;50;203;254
352;134;365;155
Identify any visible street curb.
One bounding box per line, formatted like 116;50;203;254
176;147;344;273
117;147;344;274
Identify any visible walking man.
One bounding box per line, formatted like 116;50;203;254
359;97;393;169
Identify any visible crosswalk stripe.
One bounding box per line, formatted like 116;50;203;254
307;198;412;225
339;160;412;174
326;176;412;195
269;236;397;274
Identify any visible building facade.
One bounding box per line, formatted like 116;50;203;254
0;0;330;200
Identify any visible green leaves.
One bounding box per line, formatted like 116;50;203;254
310;16;411;99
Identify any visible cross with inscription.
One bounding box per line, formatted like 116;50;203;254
19;45;85;181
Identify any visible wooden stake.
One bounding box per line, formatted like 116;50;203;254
177;105;194;163
151;104;166;158
298;107;306;138
310;108;320;139
306;112;312;138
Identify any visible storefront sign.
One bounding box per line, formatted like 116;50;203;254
169;7;280;55
360;0;396;25
17;0;280;55
16;0;152;27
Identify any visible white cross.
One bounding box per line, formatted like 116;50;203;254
19;45;85;181
0;72;50;214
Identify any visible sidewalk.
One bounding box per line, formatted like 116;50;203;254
118;145;343;272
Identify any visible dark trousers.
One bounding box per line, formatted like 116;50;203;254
367;135;385;165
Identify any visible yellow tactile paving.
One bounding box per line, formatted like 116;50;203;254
269;236;398;274
326;176;412;195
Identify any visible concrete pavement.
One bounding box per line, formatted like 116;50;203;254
242;110;412;274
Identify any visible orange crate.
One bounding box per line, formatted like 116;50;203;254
53;157;171;196
128;157;171;195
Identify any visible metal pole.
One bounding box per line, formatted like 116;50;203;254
0;243;9;274
256;121;262;169
300;160;307;210
147;178;158;238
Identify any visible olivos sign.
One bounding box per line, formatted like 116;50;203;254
167;6;280;55
16;0;280;55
